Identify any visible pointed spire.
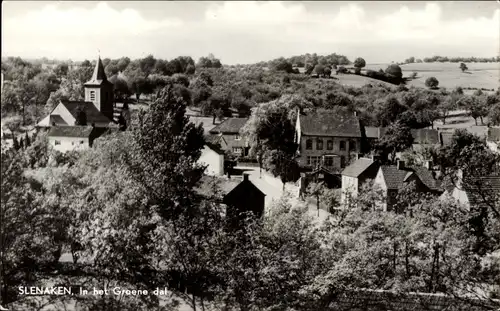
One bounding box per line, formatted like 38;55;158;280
90;56;107;82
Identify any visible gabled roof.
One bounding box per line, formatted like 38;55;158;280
380;165;440;191
49;115;67;125
462;176;500;207
299;111;362;137
224;178;266;200
488;127;500;142
411;129;439;144
204;135;225;155
342;158;378;178
209;118;248;134
48;125;94;138
60;100;112;124
84;57;112;86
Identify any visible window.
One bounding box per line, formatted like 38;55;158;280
232;147;242;154
80;141;84;144
316;139;323;150
327;140;333;150
90;90;96;101
349;141;356;151
340;141;346;151
311;156;319;167
340;155;346;168
307;156;311;165
306;139;312;150
54;140;61;146
234;135;241;141
324;157;333;167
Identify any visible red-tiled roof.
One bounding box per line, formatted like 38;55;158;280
299;111;362;137
342;158;378;178
209;118;248;134
60;100;112;124
48;125;94;138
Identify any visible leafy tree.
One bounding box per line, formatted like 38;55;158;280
460;63;468;72
376;121;414;163
488;103;500;126
375;95;408;127
385;64;403;81
425;77;439;89
53;63;69;78
313;64;325;77
353;57;366;69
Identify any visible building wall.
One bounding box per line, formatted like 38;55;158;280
52;103;76;125
341;175;359;205
374;169;388;211
220;134;248;156
48;136;90;153
297;135;361;169
199;146;224;176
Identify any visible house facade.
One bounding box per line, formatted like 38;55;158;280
208;118;249;157
341;157;380;205
442;171;500;209
295;111;362;172
199;143;225;176
487;127;500;154
47;126;106;153
374;160;442;211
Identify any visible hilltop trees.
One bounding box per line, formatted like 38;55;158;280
375;121;414;163
353;57;366;74
459;63;468;72
385;64;403;83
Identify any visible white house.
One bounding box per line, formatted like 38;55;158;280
199;143;225;176
48;125;105;153
340;157;379;205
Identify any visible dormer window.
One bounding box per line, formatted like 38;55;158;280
90;91;96;101
235;135;241;141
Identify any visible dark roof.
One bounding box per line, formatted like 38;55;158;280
380;165;440;191
48;126;94;138
84;57;111;86
61;100;112;124
225;177;266;199
342;158;378;178
209;118;248;134
488;127;500;142
411;129;439;144
299;111;362;137
463;176;500;207
196;176;241;196
49;115;67;125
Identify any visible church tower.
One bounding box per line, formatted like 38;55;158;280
84;57;114;121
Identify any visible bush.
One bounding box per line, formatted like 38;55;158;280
425;77;439;89
354;67;361;75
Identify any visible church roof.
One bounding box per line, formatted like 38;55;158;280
84;57;111;86
48;125;94;138
60;100;112;124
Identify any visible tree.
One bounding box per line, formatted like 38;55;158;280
425;77;439;89
385;64;403;82
488;103;500;126
460;95;488;125
74;106;87;125
376;121;414;163
375;95;408;127
460;63;468;72
53;63;69;78
312;64;325;77
353;57;366;70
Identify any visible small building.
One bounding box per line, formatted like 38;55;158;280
48;126;107;153
443;172;500;209
199;139;225;176
295;110;363;171
223;174;266;219
374;160;442;211
196;174;266;220
208;118;249;157
341;157;380;205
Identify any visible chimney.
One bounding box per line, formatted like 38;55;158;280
396;160;405;170
243;173;249;181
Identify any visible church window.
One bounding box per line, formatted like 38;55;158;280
54;140;61;146
90;91;96;101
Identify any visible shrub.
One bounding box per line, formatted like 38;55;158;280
425;77;439;89
354;67;361;75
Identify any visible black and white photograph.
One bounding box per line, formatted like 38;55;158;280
1;1;500;310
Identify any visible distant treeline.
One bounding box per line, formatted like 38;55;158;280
253;53;351;69
403;56;500;64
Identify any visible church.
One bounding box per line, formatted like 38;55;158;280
37;57;127;152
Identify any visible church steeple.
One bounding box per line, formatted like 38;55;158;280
87;56;107;84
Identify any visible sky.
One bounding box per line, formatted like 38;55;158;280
2;1;499;64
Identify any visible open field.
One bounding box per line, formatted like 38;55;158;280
367;62;499;91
